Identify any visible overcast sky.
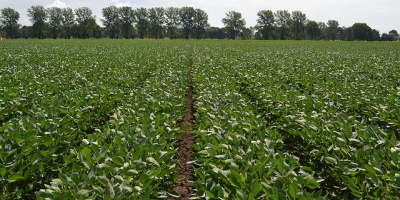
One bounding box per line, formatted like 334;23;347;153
1;0;399;33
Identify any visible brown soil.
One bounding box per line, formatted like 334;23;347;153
169;57;195;199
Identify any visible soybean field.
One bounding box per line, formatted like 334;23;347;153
1;39;400;199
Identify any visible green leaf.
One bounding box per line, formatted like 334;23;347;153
86;154;94;167
92;185;104;194
97;176;109;186
369;173;379;186
0;167;6;177
364;165;376;174
113;156;124;166
81;147;92;155
122;185;133;193
77;189;91;197
107;180;115;198
301;166;313;173
305;178;319;189
40;150;48;157
146;157;160;167
348;184;362;198
210;185;224;198
289;183;297;199
134;186;142;192
207;113;216;119
14;136;25;143
205;190;216;198
121;169;138;177
266;168;274;178
313;189;323;198
8;174;24;182
230;168;245;188
325;157;337;165
250;181;262;198
276;159;285;175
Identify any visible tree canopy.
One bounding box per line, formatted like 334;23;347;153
47;7;63;39
352;23;373;41
222;11;246;39
101;6;121;39
0;5;397;41
0;7;20;38
255;10;275;40
119;6;136;39
27;5;47;39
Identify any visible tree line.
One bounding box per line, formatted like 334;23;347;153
0;5;399;41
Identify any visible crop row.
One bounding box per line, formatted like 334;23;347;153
1;40;400;199
0;40;191;199
190;41;400;199
191;44;324;199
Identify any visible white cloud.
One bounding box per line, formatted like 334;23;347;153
115;1;132;8
109;0;133;7
45;0;69;8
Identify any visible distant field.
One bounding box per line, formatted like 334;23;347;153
1;39;399;199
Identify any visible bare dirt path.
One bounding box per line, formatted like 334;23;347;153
170;56;196;199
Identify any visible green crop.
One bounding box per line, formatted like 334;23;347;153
191;41;400;199
0;40;189;199
1;40;399;199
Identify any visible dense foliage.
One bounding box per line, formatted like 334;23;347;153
0;6;399;40
0;40;189;199
0;39;400;199
191;41;400;199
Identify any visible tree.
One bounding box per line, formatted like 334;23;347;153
290;11;307;40
241;27;253;40
352;23;373;41
21;26;31;38
336;27;345;40
165;7;180;39
381;33;389;41
81;18;102;38
0;8;20;38
148;7;165;39
371;29;381;41
74;7;98;38
306;20;321;40
222;11;246;40
318;22;327;39
255;10;275;40
326;20;339;40
388;30;399;41
193;9;209;39
75;7;94;24
382;30;399;41
27;5;47;39
179;7;196;39
135;8;149;39
381;33;390;41
327;20;339;29
47;7;63;39
343;26;353;40
274;10;291;40
207;27;226;39
62;8;74;39
102;6;121;39
119;6;136;39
